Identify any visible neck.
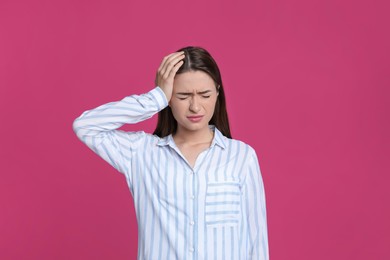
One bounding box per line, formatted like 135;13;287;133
173;126;214;145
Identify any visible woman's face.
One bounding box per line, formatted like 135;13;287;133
170;70;219;134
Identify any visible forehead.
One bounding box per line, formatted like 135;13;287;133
173;70;215;92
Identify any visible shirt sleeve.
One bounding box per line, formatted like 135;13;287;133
242;147;269;260
72;87;168;176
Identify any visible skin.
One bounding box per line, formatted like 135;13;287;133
155;51;219;168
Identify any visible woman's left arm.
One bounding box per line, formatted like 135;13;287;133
243;148;269;260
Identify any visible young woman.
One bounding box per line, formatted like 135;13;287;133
73;46;269;259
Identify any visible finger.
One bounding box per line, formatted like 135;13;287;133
158;51;184;72
159;53;184;78
160;51;184;75
158;53;175;72
168;60;184;79
162;53;185;79
155;52;183;86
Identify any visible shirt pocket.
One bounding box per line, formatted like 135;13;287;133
205;181;242;228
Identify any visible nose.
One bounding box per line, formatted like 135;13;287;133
189;96;201;113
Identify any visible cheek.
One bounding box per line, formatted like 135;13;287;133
170;101;185;118
206;99;218;112
211;96;219;107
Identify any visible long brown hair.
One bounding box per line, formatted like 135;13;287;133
153;46;231;138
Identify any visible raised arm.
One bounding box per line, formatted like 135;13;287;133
72;87;167;174
73;51;185;175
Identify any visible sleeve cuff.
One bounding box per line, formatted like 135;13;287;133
149;86;169;111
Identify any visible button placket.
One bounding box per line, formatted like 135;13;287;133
188;168;196;255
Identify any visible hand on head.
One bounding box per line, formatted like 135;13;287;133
155;51;185;101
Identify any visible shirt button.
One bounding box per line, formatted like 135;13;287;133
191;195;195;199
189;247;195;252
190;220;195;226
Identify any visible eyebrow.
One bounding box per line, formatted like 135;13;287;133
176;90;212;95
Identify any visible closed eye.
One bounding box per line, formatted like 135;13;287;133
202;96;211;98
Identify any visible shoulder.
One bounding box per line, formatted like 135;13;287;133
224;137;257;156
213;126;256;156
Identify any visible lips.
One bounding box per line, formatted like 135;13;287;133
187;115;204;122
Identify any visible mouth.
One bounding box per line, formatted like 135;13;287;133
187;115;204;122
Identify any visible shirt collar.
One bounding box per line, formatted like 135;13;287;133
157;125;227;149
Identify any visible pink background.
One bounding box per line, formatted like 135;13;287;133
1;0;389;259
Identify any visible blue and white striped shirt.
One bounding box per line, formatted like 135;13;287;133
73;87;269;260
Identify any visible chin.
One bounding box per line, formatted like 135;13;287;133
180;123;207;132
